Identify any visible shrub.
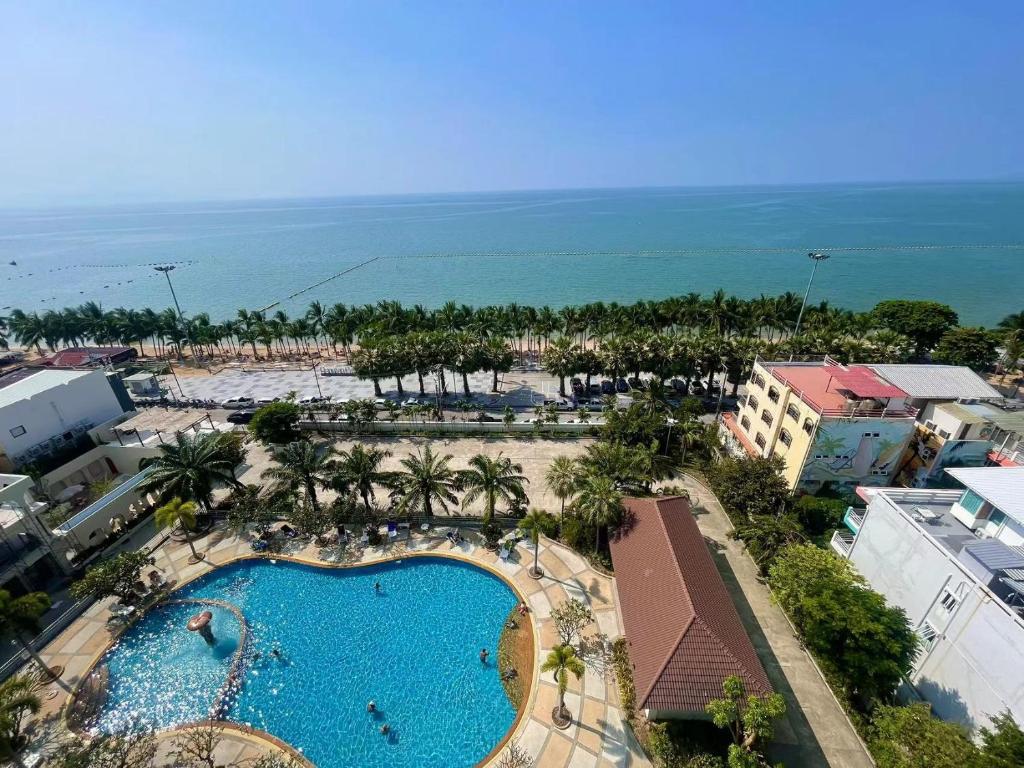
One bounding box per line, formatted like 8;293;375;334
793;495;847;536
249;402;302;444
561;517;588;550
868;703;979;768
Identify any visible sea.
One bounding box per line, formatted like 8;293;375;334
1;181;1022;326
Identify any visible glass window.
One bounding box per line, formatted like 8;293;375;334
761;409;773;426
752;374;766;389
740;415;751;430
779;429;793;447
768;386;780;403
917;621;938;651
960;490;985;514
747;395;759;412
786;404;800;421
939;590;958;613
9;426;25;438
755;433;767;449
990;510;1006;527
802;418;814;435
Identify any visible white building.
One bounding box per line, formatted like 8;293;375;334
0;473;75;593
0;368;128;471
833;466;1024;732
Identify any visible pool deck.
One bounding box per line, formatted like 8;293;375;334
32;523;651;768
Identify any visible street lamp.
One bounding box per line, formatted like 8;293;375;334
154;266;200;365
792;252;831;341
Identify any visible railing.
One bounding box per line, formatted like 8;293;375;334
764;364;917;419
830;529;854;557
843;506;865;533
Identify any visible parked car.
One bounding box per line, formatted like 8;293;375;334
690;382;705;396
615;377;629;393
227;410;255;424
570;377;585;396
627;377;644;391
221;396;255;409
588;383;602;397
669;378;687;394
475;414;501;423
298;396;327;406
255;397;279;407
600;380;614;395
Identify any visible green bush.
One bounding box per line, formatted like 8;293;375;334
248;402;302;444
561;517;588;550
793;495;847;536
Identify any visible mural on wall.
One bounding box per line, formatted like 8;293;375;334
798;418;915;493
894;428;994;488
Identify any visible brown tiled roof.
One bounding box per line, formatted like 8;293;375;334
610;496;772;713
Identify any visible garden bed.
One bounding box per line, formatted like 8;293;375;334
497;607;534;711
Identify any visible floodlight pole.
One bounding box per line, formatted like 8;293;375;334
154;266;201;365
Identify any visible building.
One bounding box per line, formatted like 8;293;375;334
0;367;130;471
35;346;137;368
833;467;1024;731
0;473;75;594
721;357;918;493
609;496;772;719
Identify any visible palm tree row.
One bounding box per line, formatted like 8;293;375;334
1;291;944;362
262;443;529;523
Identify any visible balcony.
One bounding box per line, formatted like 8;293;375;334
843;506;865;533
830;529;854;557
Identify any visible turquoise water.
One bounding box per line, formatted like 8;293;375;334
94;558;519;768
2;182;1023;325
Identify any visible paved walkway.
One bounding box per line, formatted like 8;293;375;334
678;473;875;768
31;523;650;768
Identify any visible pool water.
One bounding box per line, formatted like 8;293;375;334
94;557;520;768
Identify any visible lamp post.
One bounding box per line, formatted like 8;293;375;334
311;361;324;400
154;266;200;365
792;251;831;342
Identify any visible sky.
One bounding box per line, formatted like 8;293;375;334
1;1;1022;206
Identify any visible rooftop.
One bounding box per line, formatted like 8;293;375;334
764;361;914;417
609;496;771;713
945;466;1024;522
867;487;979;557
36;346;135;368
0;368;93;409
869;364;1002;401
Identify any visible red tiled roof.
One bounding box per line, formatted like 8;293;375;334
610;496;772;714
721;412;758;457
37;346;135;367
828;366;907;399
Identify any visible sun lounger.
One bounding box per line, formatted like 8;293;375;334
387;521;398;540
499;545;511;562
359;532;369;545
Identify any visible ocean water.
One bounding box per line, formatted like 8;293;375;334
94;558;518;768
1;182;1023;325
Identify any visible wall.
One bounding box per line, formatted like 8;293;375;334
797;416;915;495
40;443;160;498
0;370;125;466
849;491;1024;731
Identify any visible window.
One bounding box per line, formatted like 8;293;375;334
747;395;759;412
751;373;766;389
938;429;951;439
755;433;767;449
740;415;751;430
802;418;814;435
925;420;938;432
960;490;985;515
768;386;780;403
990;510;1006;527
938;589;958;613
917;622;938;652
9;426;25;438
779;429;793;447
761;409;773;427
786;404;800;421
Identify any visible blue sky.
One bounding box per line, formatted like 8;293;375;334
1;1;1022;205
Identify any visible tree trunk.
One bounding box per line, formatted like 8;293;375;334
462;372;470;396
372;378;382;397
424;496;433;518
559;376;566;397
187;536;199;560
362;490;372;512
492;369;499;392
418;372;425;395
395;377;404;395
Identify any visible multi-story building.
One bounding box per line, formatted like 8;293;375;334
833;466;1024;732
0;367;130;471
721;357;918;493
0;473;75;594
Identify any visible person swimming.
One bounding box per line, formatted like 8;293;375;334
374;581;382;592
270;648;281;659
380;724;390;735
479;648;489;664
367;700;376;713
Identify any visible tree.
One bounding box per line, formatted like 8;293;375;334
170;723;222;768
0;675;41;768
389;447;461;518
137;432;242;512
542;337;577;397
867;703;980;768
979;710;1024;768
549;597;593;647
578;442;653;493
155;497;203;562
571;473;624;552
705;455;791;522
261;441;335;513
225;485;274;537
0;590;60;683
333;445;392;511
870;300;959;356
545;455;579;531
932;327;999;371
47;730;158;768
541;645;585;724
518;508;547;577
496;740;533;768
459;453;528;523
732;513;804;574
706;675;786;750
248;402;302;444
70;551;153;603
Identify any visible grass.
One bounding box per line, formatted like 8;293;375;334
497;606;533;711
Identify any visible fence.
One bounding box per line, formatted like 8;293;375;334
300;418;597;437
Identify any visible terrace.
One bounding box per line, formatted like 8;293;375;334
761;358;917;419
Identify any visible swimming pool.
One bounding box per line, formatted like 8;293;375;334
90;557;521;768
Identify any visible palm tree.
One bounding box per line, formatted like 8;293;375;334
541;645;585;726
545;456;579;531
389;447;461;518
333;445;392;511
262;441;335;513
572;473;624;553
137;432;242;512
0;675;42;768
459;453;528;523
674;417;706;465
155;497;203;562
0;590;63;687
519;508;547;578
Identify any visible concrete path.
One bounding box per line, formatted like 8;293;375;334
679;474;874;768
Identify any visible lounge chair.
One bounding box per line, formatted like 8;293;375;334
446;529;464;546
280;524;297;539
387;521;398;540
499;544;511;562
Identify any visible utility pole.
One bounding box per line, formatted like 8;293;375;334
154;266;201;365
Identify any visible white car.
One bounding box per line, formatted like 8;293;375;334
221;396;254;409
255;397;278;407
